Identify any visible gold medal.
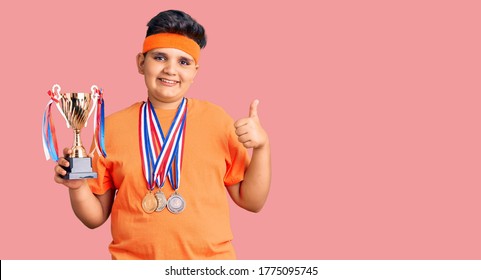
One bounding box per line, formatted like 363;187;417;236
142;192;158;214
155;191;167;212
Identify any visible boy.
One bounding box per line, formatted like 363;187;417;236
54;9;271;259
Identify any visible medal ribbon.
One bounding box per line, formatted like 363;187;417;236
42;90;60;161
151;103;187;191
140;102;155;190
92;88;107;157
139;98;187;192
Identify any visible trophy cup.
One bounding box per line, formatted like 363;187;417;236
42;84;107;179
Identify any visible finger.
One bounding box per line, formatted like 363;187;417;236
242;140;255;149
63;147;73;157
53;174;63;184
249;99;259;118
53;172;67;184
54;165;67;177
237;134;251;144
54;169;66;184
234;118;249;129
235;126;249;137
57;157;70;167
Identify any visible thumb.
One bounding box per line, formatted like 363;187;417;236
249;99;259;118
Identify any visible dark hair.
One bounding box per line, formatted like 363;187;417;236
146;10;207;49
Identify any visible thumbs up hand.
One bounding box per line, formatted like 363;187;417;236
234;100;268;149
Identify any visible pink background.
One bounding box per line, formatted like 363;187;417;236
1;0;481;259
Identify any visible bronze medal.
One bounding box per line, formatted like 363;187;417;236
142;192;158;214
167;192;186;214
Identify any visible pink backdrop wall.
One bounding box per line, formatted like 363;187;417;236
1;0;480;259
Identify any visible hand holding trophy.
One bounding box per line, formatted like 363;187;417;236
42;84;107;179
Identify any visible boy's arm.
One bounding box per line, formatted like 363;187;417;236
54;148;115;229
227;100;272;212
68;184;115;229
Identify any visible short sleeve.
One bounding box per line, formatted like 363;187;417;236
88;144;114;195
224;121;250;186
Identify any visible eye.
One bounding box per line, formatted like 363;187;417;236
153;54;166;61
179;58;191;66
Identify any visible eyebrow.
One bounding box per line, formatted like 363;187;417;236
150;51;194;63
150;51;166;56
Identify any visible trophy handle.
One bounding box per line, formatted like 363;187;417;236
52;84;61;96
91;85;99;94
52;84;71;128
86;85;100;127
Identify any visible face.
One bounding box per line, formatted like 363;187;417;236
137;48;199;109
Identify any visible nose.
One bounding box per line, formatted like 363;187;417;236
162;60;176;76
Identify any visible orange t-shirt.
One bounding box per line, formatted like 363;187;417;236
89;99;249;259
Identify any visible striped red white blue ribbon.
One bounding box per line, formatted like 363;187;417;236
42;89;60;161
139;98;187;192
92;87;107;158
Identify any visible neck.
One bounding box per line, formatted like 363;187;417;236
148;97;184;110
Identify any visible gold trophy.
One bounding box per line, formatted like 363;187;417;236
43;84;106;179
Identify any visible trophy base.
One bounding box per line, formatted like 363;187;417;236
62;157;97;180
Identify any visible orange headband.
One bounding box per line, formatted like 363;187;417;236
142;33;200;63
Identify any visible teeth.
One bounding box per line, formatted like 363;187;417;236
160;78;177;84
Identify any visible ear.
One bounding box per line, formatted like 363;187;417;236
136;53;145;75
192;64;200;80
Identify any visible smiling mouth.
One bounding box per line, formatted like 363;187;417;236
158;78;179;85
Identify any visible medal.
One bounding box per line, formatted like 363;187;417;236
155;191;167;212
167;192;185;214
142;192;158;213
139;99;188;214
